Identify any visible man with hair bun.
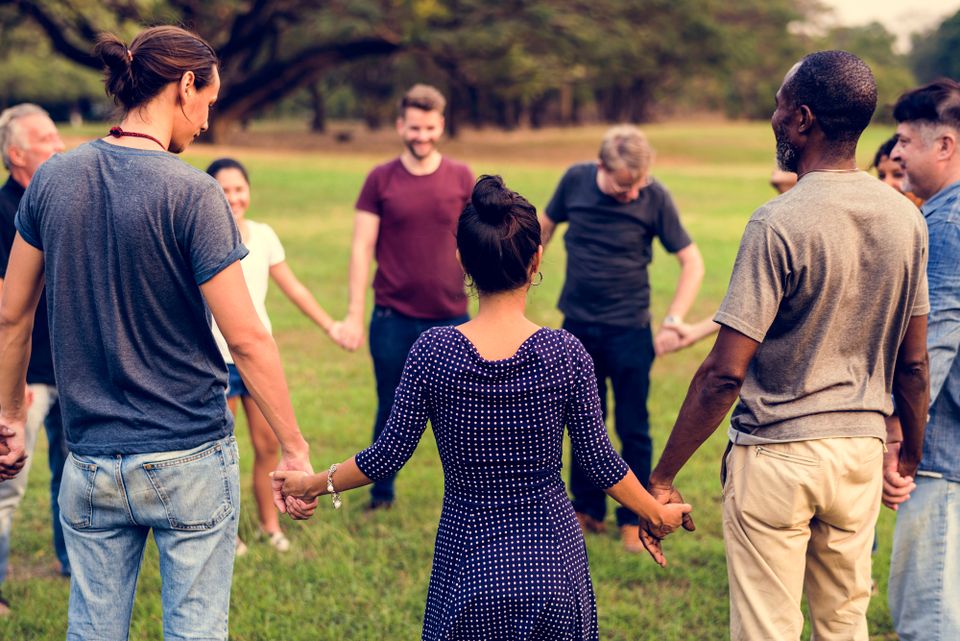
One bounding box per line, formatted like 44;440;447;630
885;77;960;641
0;26;314;640
336;83;473;511
541;124;704;552
0;102;67;614
649;51;930;640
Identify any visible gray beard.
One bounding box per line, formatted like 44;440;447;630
775;135;799;173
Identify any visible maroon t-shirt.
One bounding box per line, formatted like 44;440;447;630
356;157;474;319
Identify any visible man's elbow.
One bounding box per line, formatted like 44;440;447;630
226;324;274;361
698;357;746;397
894;355;930;395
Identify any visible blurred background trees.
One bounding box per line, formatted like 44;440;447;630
0;0;953;141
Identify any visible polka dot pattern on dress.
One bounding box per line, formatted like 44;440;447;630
356;326;630;641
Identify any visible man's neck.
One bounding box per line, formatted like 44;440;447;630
400;150;442;176
106;107;173;151
928;166;960;200
795;155;858;180
8;167;30;190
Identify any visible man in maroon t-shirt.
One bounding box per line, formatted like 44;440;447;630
336;84;473;509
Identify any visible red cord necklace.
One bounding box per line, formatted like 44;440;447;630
108;126;167;151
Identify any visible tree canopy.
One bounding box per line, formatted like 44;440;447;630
0;0;925;138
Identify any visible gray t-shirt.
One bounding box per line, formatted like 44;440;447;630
716;171;929;443
16;140;247;456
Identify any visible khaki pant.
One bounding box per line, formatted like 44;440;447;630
722;437;883;641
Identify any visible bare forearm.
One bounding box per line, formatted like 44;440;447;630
651;364;741;484
0;319;32;418
892;361;929;468
346;250;371;320
230;334;308;456
286;282;334;333
666;254;705;319
604;469;665;526
303;457;372;500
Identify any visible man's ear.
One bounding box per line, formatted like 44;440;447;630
796;104;815;135
937;129;957;161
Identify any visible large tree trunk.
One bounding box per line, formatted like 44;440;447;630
308;83;326;133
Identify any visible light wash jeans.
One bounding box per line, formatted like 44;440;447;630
889;475;960;641
0;383;57;585
60;435;240;641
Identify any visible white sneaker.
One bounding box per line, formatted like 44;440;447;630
267;531;290;552
235;536;248;557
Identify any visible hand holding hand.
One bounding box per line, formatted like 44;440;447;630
335;316;364;351
653;327;683;356
0;420;27;482
882;441;916;511
272;452;318;519
638;482;696;567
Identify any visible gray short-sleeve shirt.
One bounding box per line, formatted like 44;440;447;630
15;140;247;456
716;171;929;443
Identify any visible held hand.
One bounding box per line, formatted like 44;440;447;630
336;316;365;351
272;452;316;516
882;441;915;511
638;482;696;567
653;327;683;356
271;469;320;520
0;419;27;482
327;321;348;349
270;470;317;502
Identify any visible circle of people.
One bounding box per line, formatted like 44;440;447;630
0;25;956;641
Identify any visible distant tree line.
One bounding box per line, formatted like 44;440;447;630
0;1;955;141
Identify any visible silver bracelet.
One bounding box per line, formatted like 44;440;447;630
326;463;342;509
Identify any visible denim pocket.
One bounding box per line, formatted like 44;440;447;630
142;441;235;531
60;454;98;529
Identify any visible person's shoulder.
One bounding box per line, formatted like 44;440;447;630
440;156;472;176
565;162;595;180
367;157;403;179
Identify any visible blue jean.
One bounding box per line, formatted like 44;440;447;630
889;475;960;641
44;395;71;575
60;435;240;641
562;319;654;527
368;306;469;503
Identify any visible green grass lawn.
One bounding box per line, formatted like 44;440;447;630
1;121;903;640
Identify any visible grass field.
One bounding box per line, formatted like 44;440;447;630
1;121;904;640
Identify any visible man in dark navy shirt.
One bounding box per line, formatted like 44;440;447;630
0;103;66;613
542;125;704;551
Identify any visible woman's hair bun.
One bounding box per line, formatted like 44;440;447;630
471;175;514;225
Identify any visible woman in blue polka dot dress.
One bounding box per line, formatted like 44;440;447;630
273;175;692;640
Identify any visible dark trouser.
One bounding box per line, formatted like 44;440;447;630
369;305;469;504
563;318;654;527
44;396;71;575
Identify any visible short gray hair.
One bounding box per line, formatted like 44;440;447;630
598;125;654;177
0;103;50;171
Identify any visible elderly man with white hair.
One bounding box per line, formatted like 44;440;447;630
0;102;66;614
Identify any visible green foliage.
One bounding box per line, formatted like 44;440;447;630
0;0;924;133
910;10;960;82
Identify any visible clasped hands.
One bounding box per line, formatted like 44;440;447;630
638;481;697;567
271;467;321;520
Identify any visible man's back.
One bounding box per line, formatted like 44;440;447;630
16;139;246;456
717;171;929;442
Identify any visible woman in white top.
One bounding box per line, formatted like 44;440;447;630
207;158;340;552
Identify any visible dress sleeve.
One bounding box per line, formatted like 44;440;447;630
355;330;433;480
563;332;629;489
